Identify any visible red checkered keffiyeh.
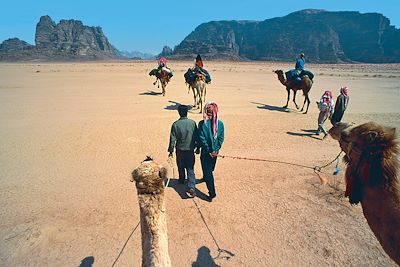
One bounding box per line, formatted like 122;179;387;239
203;102;218;140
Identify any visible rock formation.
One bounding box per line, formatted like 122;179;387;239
170;9;400;63
0;15;119;61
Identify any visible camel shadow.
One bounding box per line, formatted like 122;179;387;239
192;246;220;267
165;100;183;110
287;129;322;140
139;90;162;96
79;256;94;267
250;102;291;113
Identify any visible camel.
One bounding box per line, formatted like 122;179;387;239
189;72;207;113
273;70;313;114
328;122;400;265
150;69;170;96
131;156;172;267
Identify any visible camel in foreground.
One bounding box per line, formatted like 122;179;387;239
189;72;207;113
329;122;400;264
131;157;172;267
273;70;313;114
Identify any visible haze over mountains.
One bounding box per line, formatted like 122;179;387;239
1;10;399;62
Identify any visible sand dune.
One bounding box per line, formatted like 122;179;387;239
0;61;399;266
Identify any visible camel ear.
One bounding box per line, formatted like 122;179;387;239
159;167;167;180
131;169;138;182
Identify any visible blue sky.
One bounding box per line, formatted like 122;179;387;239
1;0;399;54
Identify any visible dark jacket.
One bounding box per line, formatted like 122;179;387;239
331;95;349;125
168;117;198;152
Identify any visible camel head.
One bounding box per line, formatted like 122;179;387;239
273;70;287;85
131;156;168;195
329;122;399;204
273;69;284;76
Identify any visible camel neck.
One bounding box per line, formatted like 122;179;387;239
138;194;171;267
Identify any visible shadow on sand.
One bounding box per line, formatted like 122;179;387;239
250;102;291;113
167;178;210;202
139;90;162;96
192;246;221;267
164;100;182;110
287;129;322;140
79;256;94;267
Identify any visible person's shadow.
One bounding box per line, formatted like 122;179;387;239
192;246;220;267
287;129;322;140
167;178;211;202
78;256;94;267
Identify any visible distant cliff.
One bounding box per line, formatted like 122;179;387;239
171;9;400;63
0;15;119;61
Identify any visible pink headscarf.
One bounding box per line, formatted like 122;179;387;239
203;102;218;140
322;90;333;105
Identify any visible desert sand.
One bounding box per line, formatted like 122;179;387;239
1;61;399;266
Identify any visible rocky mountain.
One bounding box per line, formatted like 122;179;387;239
171;9;400;63
159;46;173;57
0;15;119;61
118;50;155;59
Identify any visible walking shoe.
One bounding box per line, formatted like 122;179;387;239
186;188;196;198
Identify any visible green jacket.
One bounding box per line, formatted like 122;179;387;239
168;117;198;152
198;119;224;154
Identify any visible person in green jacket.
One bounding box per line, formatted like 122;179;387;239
198;102;224;201
168;105;198;198
330;86;349;126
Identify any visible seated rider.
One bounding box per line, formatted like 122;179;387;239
157;57;173;78
295;53;305;76
193;54;211;83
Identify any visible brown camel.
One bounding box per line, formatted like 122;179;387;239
152;70;170;96
273;70;313;114
131;156;172;267
329;122;400;265
189;72;207;113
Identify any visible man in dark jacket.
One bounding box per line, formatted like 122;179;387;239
198;102;224;201
168;105;198;198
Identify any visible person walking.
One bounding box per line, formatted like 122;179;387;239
198;102;224;201
168;105;198;198
331;86;349;125
316;90;334;139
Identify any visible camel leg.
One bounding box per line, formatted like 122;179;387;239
283;88;290;108
300;94;307;112
162;83;165;96
303;94;311;114
192;86;197;108
292;90;299;109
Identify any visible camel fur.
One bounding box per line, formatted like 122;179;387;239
189;72;207;113
131;157;172;267
329;122;400;264
152;71;170;96
273;70;313;114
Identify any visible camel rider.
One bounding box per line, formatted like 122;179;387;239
193;54;211;83
295;53;305;76
157;57;173;78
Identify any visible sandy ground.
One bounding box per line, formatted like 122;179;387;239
0;61;400;266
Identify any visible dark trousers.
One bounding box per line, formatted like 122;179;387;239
200;153;217;197
176;150;196;188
